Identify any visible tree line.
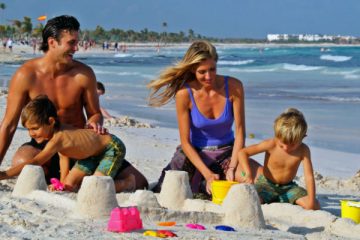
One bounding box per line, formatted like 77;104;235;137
0;7;223;44
0;4;265;44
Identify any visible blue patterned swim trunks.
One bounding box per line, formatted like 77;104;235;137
74;134;126;178
255;175;307;204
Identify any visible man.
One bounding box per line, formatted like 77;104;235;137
0;15;103;180
0;15;148;190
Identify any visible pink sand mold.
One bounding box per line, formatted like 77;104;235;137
107;206;143;232
185;223;206;230
50;178;64;191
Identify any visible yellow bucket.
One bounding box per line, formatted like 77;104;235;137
340;200;360;224
211;180;238;204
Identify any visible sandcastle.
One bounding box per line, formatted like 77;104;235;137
11;168;266;229
222;184;265;229
12;165;47;197
75;176;118;218
157;170;193;210
155;170;265;229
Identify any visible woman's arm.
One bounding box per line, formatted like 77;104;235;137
175;88;218;193
226;77;245;181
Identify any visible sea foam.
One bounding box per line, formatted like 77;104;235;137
320;54;352;62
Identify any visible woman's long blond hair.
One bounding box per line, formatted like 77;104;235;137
147;40;218;107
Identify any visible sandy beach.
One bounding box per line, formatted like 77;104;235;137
0;45;360;239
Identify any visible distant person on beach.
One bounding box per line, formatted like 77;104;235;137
0;96;136;192
148;40;261;196
6;38;13;52
97;81;115;119
230;108;320;210
0;15;148;189
31;38;37;54
2;38;6;52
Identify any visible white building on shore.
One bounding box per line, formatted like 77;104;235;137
267;33;355;42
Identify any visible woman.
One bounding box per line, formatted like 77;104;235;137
148;41;261;195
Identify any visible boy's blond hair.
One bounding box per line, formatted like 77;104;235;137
274;108;307;144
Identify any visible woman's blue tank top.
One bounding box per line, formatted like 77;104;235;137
186;76;234;148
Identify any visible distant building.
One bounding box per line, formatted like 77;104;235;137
267;33;356;43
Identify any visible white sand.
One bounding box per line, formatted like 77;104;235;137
0;48;360;239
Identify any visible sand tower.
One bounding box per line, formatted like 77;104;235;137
222;184;265;229
158;170;193;210
12;165;47;197
75;176;118;218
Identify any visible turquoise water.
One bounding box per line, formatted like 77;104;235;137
1;45;359;154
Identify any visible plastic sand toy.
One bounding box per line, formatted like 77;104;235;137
215;225;236;231
211;180;238;204
340;200;360;224
50;178;64;191
143;230;167;238
157;221;176;227
157;230;177;237
185;223;206;230
107;207;143;232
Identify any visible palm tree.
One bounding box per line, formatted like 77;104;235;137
188;29;195;42
12;19;22;38
161;21;167;46
21;16;33;38
0;3;5;25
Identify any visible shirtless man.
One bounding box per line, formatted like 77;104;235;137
0;15;148;189
0;96;135;192
0;15;103;180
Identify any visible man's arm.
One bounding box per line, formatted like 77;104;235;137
0;67;31;165
0;139;59;179
81;66;104;133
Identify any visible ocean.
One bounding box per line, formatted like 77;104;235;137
1;45;359;155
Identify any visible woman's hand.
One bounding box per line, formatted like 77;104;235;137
226;167;235;181
205;173;220;194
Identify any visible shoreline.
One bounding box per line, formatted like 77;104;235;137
2;41;360;63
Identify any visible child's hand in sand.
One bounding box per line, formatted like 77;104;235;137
0;171;8;180
48;184;56;192
48;178;64;191
240;171;254;184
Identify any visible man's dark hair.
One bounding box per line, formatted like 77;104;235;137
40;15;80;52
97;81;105;93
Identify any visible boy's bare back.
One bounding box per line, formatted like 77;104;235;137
50;127;112;160
261;138;310;184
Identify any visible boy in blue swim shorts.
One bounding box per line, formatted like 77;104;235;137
0;96;138;192
227;108;320;210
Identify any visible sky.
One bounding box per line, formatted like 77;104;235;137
1;0;360;39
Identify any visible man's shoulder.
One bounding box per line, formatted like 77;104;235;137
17;57;42;72
72;60;93;73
